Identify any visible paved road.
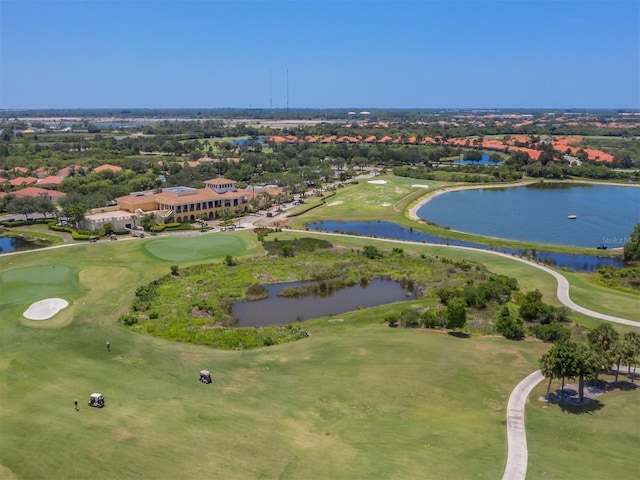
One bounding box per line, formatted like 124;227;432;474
501;370;545;480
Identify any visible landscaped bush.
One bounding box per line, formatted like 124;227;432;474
48;224;74;233
165;223;194;231
71;231;92;241
0;219;36;227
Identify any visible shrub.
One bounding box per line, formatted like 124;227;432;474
421;308;446;328
224;255;237;266
495;306;525;339
71;231;91;241
530;322;571;343
120;314;138;326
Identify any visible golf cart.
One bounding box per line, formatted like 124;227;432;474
199;370;212;384
88;393;105;408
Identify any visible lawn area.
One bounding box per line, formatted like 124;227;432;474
1;178;638;478
526;378;640;480
0;256;549;479
295;176;445;224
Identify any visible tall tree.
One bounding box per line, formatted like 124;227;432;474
6;196;39;220
61;203;89;229
587;323;619;377
623;223;640;262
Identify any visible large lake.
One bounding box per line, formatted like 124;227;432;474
416;183;640;248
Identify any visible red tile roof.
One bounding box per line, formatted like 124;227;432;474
9;176;38;187
37;175;64;186
13;186;67;199
94;164;122;173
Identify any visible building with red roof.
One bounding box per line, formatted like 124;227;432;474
94;164;122;173
9;176;38;187
37;176;64;187
12;186;67;202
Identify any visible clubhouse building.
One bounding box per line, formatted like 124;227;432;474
82;177;282;231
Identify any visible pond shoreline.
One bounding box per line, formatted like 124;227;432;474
407;179;637;250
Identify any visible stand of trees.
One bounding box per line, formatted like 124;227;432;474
540;325;640;403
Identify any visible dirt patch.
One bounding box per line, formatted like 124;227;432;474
191;306;212;318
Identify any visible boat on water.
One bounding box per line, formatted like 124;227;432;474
567;215;577;219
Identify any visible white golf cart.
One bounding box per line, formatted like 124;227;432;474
88;393;105;408
199;370;212;384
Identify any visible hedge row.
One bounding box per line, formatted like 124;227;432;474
0;218;51;228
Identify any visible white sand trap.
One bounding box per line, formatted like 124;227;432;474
327;200;344;206
367;180;388;184
24;298;69;320
412;184;430;188
381;202;391;207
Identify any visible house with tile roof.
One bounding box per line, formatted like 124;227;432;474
9;176;38;187
37;176;64;187
94;164;122;173
12;186;67;202
57;165;88;178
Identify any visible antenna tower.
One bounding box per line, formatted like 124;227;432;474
269;69;272;111
286;69;289;110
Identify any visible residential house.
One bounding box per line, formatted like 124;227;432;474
13;186;67;202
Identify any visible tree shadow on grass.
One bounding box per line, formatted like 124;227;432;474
447;331;471;339
558;399;604;415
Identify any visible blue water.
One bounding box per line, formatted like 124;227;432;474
232;137;265;146
416;183;639;248
454;153;503;165
0;236;31;253
306;221;626;271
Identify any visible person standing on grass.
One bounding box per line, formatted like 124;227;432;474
106;340;110;352
74;399;78;411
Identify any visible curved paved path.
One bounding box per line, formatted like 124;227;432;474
501;370;545;480
285;229;640;327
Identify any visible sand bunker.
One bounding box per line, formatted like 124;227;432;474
24;298;69;320
327;200;344;206
412;184;430;188
367;180;388;184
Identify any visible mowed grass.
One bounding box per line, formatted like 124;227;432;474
299;176;445;223
526;380;640;480
142;232;256;262
1;200;639;478
0;280;550;479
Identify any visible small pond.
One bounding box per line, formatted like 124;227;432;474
0;235;50;254
453;153;503;165
306;221;625;271
233;278;416;327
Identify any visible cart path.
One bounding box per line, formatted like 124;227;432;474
283;230;640;328
501;370;545;480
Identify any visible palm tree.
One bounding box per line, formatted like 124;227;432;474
623;332;640;384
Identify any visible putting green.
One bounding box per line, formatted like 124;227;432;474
142;234;250;262
0;265;84;308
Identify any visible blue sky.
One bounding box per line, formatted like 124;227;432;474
1;0;638;109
